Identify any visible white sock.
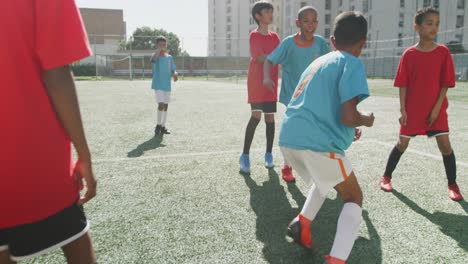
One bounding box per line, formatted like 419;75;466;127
330;203;362;261
300;184;326;220
157;110;162;125
161;111;168;127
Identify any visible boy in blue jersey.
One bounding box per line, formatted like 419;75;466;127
279;12;374;264
151;36;178;135
264;6;329;182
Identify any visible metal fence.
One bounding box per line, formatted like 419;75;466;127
75;35;468;81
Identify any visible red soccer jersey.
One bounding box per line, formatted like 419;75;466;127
247;30;280;103
0;0;91;228
394;45;455;135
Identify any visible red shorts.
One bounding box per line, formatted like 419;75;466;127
400;109;449;137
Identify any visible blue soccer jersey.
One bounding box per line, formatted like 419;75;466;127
151;54;176;91
267;34;329;105
279;51;369;155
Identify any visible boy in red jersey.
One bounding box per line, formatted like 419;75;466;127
239;1;280;174
0;0;97;263
380;7;462;201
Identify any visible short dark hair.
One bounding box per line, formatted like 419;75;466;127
156;36;167;44
251;1;274;25
414;6;439;25
332;11;368;47
297;6;318;20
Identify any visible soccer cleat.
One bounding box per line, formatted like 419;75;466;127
154;125;162;135
264;152;274;168
323;255;346;264
239;154;251;174
287;214;315;250
448;184;463;201
282;165;296;182
380;176;393;192
161;127;171;135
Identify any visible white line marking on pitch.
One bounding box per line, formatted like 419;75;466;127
365;139;468;168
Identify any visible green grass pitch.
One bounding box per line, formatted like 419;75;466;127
27;79;467;263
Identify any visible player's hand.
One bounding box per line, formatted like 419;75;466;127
428;107;440;126
399;110;407;126
363;112;375;127
353;128;362;141
74;159;97;205
263;78;274;92
173;72;178;82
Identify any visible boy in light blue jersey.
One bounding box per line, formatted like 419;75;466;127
279;12;374;264
151;36;178;135
264;6;329;182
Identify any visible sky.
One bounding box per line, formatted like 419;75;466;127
76;0;209;56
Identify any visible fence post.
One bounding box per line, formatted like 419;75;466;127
94;35;98;80
129;36;133;80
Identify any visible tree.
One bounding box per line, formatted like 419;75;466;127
120;27;189;57
446;41;465;54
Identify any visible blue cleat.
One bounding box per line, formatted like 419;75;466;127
264;152;274;168
239;154;251;174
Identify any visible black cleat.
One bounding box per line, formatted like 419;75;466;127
154;125;162;135
161;127;171;134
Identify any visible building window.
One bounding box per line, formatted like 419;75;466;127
434;0;440;8
399;13;404;27
398;33;403;47
423;0;431;7
324;28;331;39
325;0;331;10
458;0;465;9
456;34;463;43
227;16;231;23
227;6;231;13
227;25;231;32
339;0;343;7
369;15;372;29
351;5;355;11
456;15;464;28
300;2;307;8
400;0;405;8
325;14;331;25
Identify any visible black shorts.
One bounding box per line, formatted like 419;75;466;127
400;130;449;138
250;102;277;114
0;202;89;262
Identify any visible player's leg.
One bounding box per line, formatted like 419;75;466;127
240;106;262;174
155;94;165;135
161;102;170;134
435;134;462;201
0;250;15;264
326;173;363;263
380;136;411;192
62;232;96;264
281;155;296;183
264;112;275;168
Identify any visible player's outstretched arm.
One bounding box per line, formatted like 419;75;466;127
263;59;275;91
341;97;374;128
42;65;97;204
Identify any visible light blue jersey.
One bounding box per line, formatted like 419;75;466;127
267;34;329;105
279;51;369;155
151;54;176;91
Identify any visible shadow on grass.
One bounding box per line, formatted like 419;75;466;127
242;168;382;263
393;190;468;252
127;135;166;158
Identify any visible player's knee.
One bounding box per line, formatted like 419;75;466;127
438;142;452;155
341;189;363;207
251;112;262;120
158;104;165;111
397;140;409;152
264;114;275;123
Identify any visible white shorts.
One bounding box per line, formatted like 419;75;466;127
280;147;353;197
154;90;171;104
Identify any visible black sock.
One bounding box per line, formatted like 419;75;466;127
443;152;457;185
266;122;275;153
384;146;404;178
243;117;260;155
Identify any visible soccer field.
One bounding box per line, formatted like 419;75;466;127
28;79;467;264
